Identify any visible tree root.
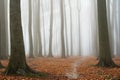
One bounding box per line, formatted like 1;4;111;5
96;60;120;68
4;65;49;78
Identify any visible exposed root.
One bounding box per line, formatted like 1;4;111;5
4;65;49;78
96;60;120;68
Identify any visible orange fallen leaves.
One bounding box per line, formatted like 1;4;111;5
0;56;120;80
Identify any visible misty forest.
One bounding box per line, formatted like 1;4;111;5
0;0;120;80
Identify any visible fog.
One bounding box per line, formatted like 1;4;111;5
1;0;120;57
20;0;98;57
20;0;120;57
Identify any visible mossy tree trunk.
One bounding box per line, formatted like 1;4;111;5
5;0;36;75
96;0;118;67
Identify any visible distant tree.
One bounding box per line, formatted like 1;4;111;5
60;0;66;58
64;1;69;57
48;0;53;57
28;0;34;58
77;0;81;55
0;0;9;59
68;0;73;56
37;0;43;57
96;0;118;67
5;0;39;75
0;7;5;68
41;0;47;56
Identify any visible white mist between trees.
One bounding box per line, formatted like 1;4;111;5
1;0;120;57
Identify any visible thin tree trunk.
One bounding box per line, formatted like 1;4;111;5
60;0;65;58
37;0;43;57
68;0;73;56
77;0;81;56
29;0;34;58
0;0;9;59
64;1;69;57
0;3;5;68
41;1;46;56
48;0;53;57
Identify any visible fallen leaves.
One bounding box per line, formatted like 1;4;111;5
0;56;120;80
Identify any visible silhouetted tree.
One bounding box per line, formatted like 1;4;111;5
96;0;118;67
5;0;39;75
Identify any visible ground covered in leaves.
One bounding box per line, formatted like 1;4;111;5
0;56;120;80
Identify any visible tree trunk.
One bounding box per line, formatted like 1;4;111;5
37;0;43;57
0;0;9;60
41;1;46;56
64;1;69;57
60;0;65;58
77;0;81;56
0;3;5;68
48;0;53;57
69;0;73;56
5;0;36;75
96;0;117;67
28;0;34;58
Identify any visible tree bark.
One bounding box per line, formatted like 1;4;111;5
96;0;118;67
77;0;81;56
48;0;53;57
28;0;34;58
37;0;43;57
0;0;9;60
68;0;73;56
60;0;66;58
41;1;46;56
64;1;69;57
5;0;36;75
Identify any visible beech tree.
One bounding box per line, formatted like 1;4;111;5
41;0;46;56
96;0;118;67
77;0;81;55
0;9;5;68
5;0;39;75
28;0;34;58
68;0;73;56
64;0;69;56
60;0;66;58
0;0;9;59
48;0;53;57
37;0;43;57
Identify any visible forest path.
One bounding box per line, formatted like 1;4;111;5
0;56;120;80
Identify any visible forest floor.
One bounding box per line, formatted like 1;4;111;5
0;56;120;80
